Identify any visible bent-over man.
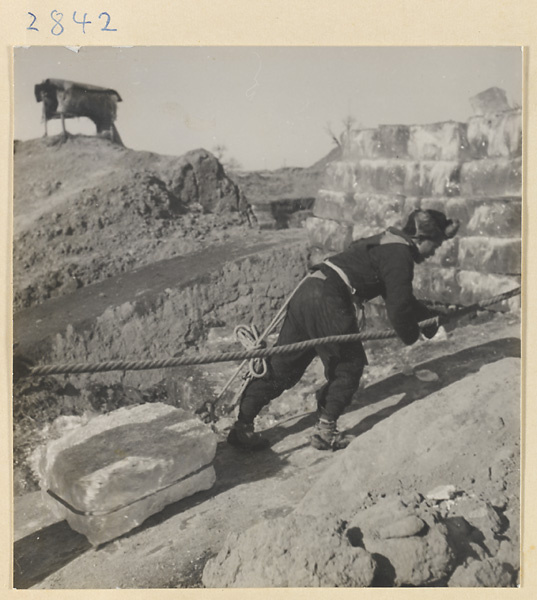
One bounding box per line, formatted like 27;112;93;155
227;209;460;451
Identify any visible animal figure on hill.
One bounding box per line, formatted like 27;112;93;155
34;78;123;144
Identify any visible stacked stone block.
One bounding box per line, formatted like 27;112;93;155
306;105;522;315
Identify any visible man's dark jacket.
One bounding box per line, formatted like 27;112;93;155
321;227;434;345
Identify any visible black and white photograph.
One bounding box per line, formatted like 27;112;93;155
12;45;522;589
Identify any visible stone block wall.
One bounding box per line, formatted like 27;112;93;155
306;106;522;314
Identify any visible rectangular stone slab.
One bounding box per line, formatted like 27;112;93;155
35;403;217;545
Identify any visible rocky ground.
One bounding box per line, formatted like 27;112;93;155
12;135;521;589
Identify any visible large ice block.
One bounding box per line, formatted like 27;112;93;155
34;403;217;545
460;158;522;197
305;216;353;252
467;110;522;159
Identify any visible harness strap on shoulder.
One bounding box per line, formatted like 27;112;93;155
323;259;357;295
379;228;413;247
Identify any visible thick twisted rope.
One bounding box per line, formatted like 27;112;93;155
26;286;520;378
29;328;403;376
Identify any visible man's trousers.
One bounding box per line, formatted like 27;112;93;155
238;270;367;423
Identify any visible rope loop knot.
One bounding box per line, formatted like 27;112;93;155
234;324;268;379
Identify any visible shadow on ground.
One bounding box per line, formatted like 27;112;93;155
13;336;520;588
13;521;91;589
268;336;520;448
345;336;520;439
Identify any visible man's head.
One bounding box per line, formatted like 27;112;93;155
402;209;460;261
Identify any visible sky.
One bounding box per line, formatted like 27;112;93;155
13;46;522;171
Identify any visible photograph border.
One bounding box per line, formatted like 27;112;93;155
1;0;535;597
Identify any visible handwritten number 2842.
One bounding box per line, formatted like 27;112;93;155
26;11;117;33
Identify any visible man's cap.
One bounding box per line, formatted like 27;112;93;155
405;209;460;241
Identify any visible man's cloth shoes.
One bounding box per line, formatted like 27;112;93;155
227;421;270;451
310;418;352;451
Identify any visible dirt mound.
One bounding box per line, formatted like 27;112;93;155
13;136;250;309
203;513;377;587
203;355;520;588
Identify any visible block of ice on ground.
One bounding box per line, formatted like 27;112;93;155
34;403;217;545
